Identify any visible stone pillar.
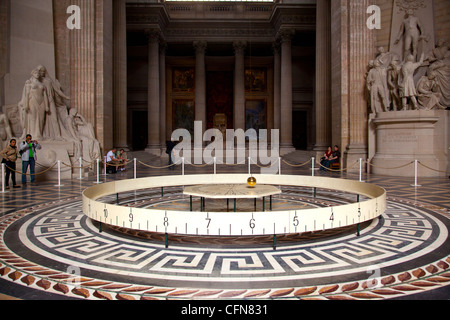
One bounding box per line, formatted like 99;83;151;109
145;29;161;155
314;0;331;154
159;41;167;153
279;30;295;155
70;0;96;124
194;41;207;131
344;0;374;171
273;42;281;131
113;0;127;149
233;41;247;130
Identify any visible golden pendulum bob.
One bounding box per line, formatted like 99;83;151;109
247;176;257;188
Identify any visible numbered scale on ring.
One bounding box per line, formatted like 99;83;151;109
83;174;385;242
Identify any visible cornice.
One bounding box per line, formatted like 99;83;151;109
127;2;316;39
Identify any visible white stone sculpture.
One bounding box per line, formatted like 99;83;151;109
66;108;101;162
399;53;425;110
18;69;49;140
425;40;450;108
394;9;427;61
387;59;402;111
0;113;13;150
36;65;68;141
16;66;102;166
417;72;445;110
366;60;390;113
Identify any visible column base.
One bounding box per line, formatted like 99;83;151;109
280;144;296;156
145;145;161;157
344;144;367;173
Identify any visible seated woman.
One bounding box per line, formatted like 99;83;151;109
320;145;340;171
320;146;332;167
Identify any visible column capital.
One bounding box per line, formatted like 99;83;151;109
272;41;281;55
193;40;207;54
159;40;168;54
145;28;161;43
277;29;295;42
233;40;247;55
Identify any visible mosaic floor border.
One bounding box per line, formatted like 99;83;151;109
0;194;449;300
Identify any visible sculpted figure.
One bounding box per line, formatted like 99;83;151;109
387;59;402;110
394;9;426;61
417;72;445;110
426;40;450;107
0;113;13;150
36;65;71;141
66;108;101;162
18;69;49;140
399;53;424;110
366;60;390;113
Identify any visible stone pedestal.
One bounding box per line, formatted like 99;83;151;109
371;110;449;177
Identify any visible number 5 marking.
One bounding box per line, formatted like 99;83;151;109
293;215;299;227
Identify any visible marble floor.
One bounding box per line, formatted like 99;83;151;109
0;151;449;301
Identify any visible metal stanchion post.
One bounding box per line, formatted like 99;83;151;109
134;158;137;179
411;159;421;187
182;157;185;175
312;157;315;177
78;157;84;180
1;163;7;193
278;157;281;175
214;157;216;175
359;158;364;182
248;157;251;175
103;156;108;176
94;159;102;184
55;160;64;187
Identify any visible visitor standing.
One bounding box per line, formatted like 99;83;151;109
20;134;41;184
0;139;20;189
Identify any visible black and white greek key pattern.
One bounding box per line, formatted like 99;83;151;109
0;195;449;300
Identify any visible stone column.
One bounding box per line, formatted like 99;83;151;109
279;30;295;155
194;41;207;130
344;0;374;171
113;0;128;149
233;41;247;130
145;29;161;155
159;41;167;153
313;0;331;154
70;0;96;124
273;42;281;131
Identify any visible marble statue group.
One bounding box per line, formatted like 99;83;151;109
366;9;449;114
0;65;101;166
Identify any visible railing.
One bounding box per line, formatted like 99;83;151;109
1;153;448;193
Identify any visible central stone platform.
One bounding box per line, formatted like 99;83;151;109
184;184;281;199
184;183;282;212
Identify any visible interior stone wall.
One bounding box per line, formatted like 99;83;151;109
0;0;7;108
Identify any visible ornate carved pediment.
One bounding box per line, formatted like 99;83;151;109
395;0;427;13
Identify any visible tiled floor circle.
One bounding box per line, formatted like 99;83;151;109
0;192;449;300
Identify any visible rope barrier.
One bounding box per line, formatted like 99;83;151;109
4;162;58;176
365;160;414;170
249;157;280;169
418;161;450;174
282;158;311;168
1;154;448;188
314;158;359;172
138;160;181;169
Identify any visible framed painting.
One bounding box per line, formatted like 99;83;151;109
172;68;195;92
245;68;267;93
172;99;195;134
245;99;266;132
